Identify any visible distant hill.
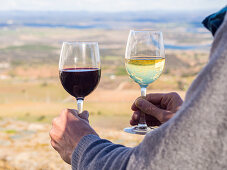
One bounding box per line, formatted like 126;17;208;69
0;10;214;29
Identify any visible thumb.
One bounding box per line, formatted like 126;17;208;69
68;109;79;118
135;98;165;123
78;110;89;121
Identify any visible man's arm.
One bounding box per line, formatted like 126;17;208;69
72;134;133;170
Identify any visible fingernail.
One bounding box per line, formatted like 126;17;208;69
134;113;138;119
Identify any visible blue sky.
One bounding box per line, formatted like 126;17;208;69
1;0;226;12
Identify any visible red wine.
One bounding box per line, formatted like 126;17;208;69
59;68;101;99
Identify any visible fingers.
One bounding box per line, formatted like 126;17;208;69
131;101;139;111
65;109;89;121
131;93;165;111
67;109;90;121
68;109;79;117
145;114;161;126
131;92;183;110
130;111;140;126
135;98;165;122
78;110;89;121
49;128;60;151
145;93;165;104
58;108;89;121
130;110;161;126
50;139;58;150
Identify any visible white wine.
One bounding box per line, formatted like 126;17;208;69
125;56;165;87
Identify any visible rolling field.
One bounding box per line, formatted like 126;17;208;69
0;76;186;170
0;26;210;169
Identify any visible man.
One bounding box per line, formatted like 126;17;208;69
50;8;227;170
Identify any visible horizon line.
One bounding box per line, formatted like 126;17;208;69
0;9;220;13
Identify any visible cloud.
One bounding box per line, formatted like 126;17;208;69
1;0;226;11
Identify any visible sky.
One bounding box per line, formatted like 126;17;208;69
1;0;226;12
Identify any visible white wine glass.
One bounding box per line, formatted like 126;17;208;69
59;42;101;113
124;30;165;135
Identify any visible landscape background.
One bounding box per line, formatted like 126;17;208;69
0;0;225;169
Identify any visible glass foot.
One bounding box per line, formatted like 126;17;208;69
124;126;158;135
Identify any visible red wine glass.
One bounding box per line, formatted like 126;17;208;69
59;42;101;113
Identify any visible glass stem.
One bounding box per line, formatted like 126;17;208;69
77;98;84;114
138;87;147;129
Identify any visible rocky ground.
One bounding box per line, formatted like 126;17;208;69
0;119;144;170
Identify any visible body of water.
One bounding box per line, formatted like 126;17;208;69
0;22;210;50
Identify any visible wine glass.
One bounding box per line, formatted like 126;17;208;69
59;42;101;113
124;30;165;135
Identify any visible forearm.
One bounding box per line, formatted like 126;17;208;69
71;134;133;170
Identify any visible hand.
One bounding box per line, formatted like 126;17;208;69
130;92;183;126
49;109;98;164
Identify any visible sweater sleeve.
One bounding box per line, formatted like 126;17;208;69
71;134;134;170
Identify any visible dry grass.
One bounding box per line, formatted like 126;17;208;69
0;26;208;169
